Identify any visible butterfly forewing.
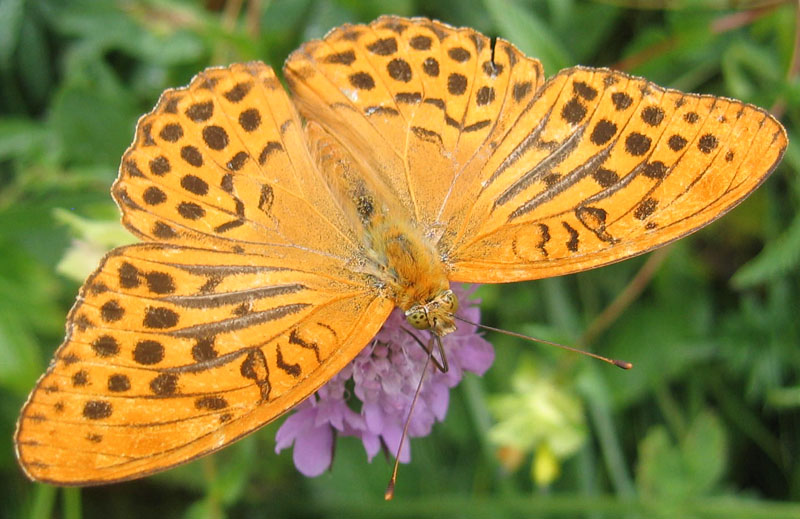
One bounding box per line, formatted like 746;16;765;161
284;16;544;229
16;244;392;484
444;67;786;282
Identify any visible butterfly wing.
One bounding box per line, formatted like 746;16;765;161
442;67;787;282
284;17;785;283
16;62;394;485
16;245;392;484
284;16;545;231
113;61;359;258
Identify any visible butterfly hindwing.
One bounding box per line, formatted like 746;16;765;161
444;67;787;282
115;61;359;259
16;244;392;484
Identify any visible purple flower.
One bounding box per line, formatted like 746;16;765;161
275;284;494;477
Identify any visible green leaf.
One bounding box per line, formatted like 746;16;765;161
483;0;572;74
637;411;727;500
0;118;49;161
337;0;414;20
17;13;52;108
0;0;24;69
732;212;800;289
721;39;782;107
553;2;620;62
0;238;64;394
49;81;138;167
0;300;44;394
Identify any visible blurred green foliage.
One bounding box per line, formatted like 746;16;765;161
1;0;798;518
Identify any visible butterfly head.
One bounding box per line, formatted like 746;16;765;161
404;289;459;336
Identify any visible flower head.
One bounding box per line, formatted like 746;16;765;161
275;284;494;476
487;361;586;486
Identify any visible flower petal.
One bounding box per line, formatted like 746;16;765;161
382;424;411;463
457;337;495;375
429;383;450;421
363;401;385;433
361;432;381;460
293;424;334;477
274;404;315;452
275;284;494;476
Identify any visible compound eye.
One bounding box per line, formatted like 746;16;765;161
405;306;429;330
441;290;458;313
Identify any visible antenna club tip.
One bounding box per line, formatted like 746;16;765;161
615;360;633;370
384;483;395;501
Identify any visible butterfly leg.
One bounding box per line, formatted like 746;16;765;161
400;328;448;373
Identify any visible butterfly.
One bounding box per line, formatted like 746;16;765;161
15;15;786;485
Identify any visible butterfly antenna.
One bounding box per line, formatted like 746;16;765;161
385;341;434;500
453;315;633;370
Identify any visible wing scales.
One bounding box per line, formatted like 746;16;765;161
445;67;786;282
16;245;392;484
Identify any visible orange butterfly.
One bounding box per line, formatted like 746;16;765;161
15;15;786;485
